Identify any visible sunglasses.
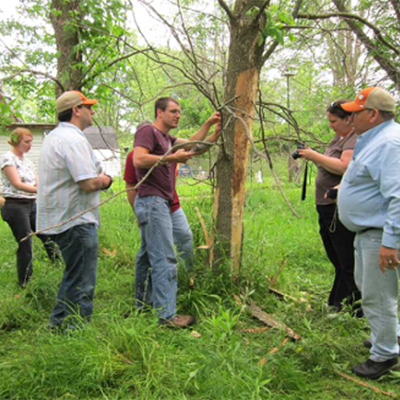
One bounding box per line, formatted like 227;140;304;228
330;101;342;109
78;104;93;110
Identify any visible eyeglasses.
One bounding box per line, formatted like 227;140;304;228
352;108;372;116
78;104;93;110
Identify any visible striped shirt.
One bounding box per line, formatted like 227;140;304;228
37;122;102;234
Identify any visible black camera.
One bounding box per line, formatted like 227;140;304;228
326;188;338;200
291;143;305;160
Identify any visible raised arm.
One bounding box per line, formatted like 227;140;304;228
175;112;221;146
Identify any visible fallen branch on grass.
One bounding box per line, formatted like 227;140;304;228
249;301;302;341
267;259;287;286
239;326;270;334
269;337;289;354
334;371;398;398
259;337;290;366
268;287;312;311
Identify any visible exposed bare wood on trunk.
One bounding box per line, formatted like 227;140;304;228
230;68;258;273
213;0;266;272
50;0;83;97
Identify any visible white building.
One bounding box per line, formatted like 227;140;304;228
0;124;121;190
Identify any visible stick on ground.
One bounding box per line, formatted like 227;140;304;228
248;301;301;341
334;370;398;398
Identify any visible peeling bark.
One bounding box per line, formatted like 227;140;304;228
213;0;266;273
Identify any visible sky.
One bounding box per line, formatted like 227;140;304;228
0;0;172;46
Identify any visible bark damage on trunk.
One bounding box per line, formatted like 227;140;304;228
213;0;266;274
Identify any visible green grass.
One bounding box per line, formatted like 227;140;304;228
0;170;399;399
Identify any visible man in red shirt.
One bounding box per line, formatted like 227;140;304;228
124;147;194;270
133;98;220;328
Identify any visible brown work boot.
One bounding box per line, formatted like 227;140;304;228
159;315;195;328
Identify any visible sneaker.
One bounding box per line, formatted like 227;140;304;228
159;315;195;328
352;357;398;380
364;337;400;349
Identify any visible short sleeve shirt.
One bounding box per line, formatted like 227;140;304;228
133;124;177;202
1;151;36;199
315;131;357;205
37;122;102;234
124;150;181;212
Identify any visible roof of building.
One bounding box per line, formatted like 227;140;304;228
7;123;56;130
83;126;119;150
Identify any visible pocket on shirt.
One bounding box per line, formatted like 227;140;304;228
343;161;367;184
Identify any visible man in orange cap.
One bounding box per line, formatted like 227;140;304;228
37;90;113;331
338;87;400;379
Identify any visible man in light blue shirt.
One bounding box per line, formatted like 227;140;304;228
37;91;113;331
338;87;400;379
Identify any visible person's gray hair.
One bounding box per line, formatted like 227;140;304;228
379;110;395;121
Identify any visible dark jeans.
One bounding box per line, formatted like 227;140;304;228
50;223;98;328
317;204;361;311
1;199;59;287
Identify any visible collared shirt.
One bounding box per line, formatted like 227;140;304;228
338;120;400;248
37;122;102;234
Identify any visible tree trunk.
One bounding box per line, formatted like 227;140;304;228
212;0;266;274
50;0;83;97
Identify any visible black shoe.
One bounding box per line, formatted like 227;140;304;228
364;336;400;349
352;358;398;380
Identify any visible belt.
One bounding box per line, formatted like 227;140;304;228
358;227;382;234
4;197;35;203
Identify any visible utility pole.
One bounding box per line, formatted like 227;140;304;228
284;71;296;182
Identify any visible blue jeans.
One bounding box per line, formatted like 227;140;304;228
171;208;194;271
134;196;177;319
50;223;98;327
354;229;400;361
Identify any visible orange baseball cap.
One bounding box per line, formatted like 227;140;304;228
56;90;98;114
341;87;395;113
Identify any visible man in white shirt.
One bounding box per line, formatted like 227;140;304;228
37;90;112;330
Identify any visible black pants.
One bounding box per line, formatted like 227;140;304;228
317;204;361;311
1;199;59;287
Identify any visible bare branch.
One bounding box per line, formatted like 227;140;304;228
0;69;65;91
297;11;400;56
81;48;152;87
253;0;271;24
217;0;236;24
223;102;301;219
389;0;400;26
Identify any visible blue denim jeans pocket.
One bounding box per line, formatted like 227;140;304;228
135;197;150;226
